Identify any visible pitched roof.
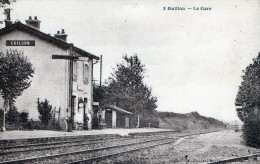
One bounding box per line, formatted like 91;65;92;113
0;21;99;60
106;105;133;114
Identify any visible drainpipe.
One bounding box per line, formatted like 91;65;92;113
69;43;74;130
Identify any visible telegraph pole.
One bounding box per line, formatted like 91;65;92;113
100;55;102;87
52;43;77;131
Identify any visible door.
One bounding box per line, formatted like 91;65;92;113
105;111;112;128
125;116;129;128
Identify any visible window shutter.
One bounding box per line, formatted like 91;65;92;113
76;61;79;80
83;63;89;84
73;61;78;81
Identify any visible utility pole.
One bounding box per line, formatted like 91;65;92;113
100;55;102;87
52;44;78;131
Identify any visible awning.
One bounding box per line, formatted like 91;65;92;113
106;105;133;115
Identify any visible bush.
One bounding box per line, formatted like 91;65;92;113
5;107;30;130
19;111;29;124
243;115;260;148
37;98;52;127
26;119;34;130
92;116;99;129
5;106;19;127
140;117;159;128
33;121;46;130
51;121;62;131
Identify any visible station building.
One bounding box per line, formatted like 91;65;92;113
0;16;99;130
101;105;133;128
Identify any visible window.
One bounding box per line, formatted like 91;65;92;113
83;63;89;84
73;61;78;81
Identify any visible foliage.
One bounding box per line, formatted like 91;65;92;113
0;50;34;110
242;112;260;148
96;54;157;126
139;117;159;128
157;112;189;119
37;98;52;127
92;115;99;129
0;0;16;24
157;111;227;129
26;119;33;130
32;121;45;130
0;0;15;7
52;121;62;131
5;106;19;126
235;52;260;147
5;107;29;130
93;84;106;102
235;52;260;121
33;120;62;131
19;111;28;123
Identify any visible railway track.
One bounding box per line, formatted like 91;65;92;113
0;134;120;148
206;152;260;164
69;138;177;164
0;130;221;164
0;133;176;153
0;136;177;163
0;137;135;155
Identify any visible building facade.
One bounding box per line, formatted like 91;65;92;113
0;17;99;130
102;105;133;128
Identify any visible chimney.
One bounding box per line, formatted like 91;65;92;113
25;16;41;30
54;29;68;42
4;8;13;27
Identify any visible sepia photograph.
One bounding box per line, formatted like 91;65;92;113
0;0;260;163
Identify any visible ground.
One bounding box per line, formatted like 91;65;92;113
171;130;259;163
112;130;260;163
0;128;171;140
1;129;259;163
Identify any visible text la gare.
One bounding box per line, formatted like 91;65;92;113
193;7;211;10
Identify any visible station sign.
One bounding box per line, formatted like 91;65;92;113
6;40;35;46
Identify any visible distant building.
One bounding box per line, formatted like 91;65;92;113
101;105;133;128
0;16;99;130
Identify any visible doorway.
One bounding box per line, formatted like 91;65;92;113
105;110;112;128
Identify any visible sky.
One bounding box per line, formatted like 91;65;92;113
1;0;260;122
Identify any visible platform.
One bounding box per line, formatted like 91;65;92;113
0;128;173;140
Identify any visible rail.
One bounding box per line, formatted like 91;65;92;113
206;153;260;164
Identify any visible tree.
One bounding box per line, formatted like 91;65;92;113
0;0;16;24
243;112;260;148
37;98;52;127
0;50;34;110
235;52;260;121
0;0;15;8
93;84;106;103
5;106;19;126
5;107;28;129
97;54;157;126
19;110;28;124
235;52;260;147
